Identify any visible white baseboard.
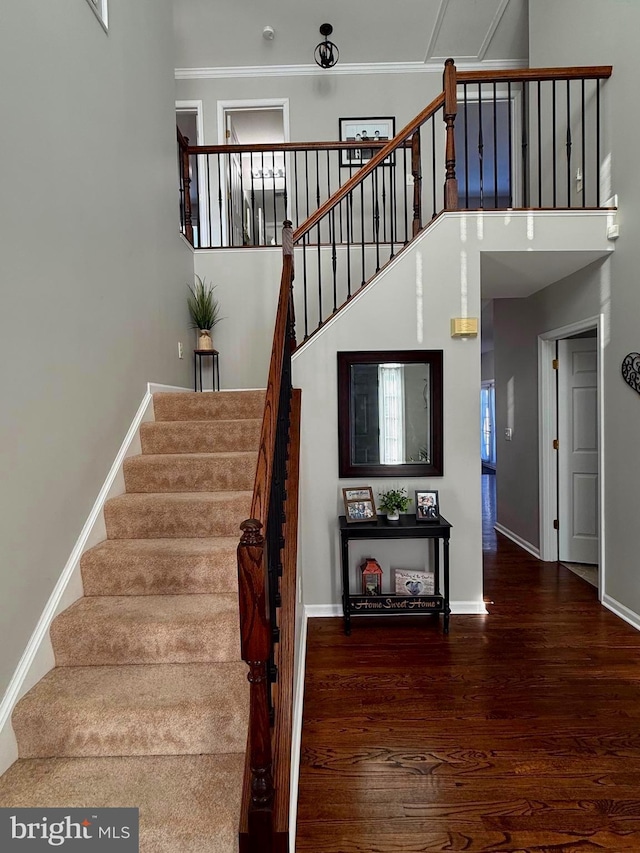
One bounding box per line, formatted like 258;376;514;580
289;609;308;853
0;385;157;776
305;604;342;618
494;523;541;559
602;593;640;633
450;600;489;614
147;382;192;394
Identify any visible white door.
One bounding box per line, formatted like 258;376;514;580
558;337;598;564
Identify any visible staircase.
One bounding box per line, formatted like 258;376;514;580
0;389;265;853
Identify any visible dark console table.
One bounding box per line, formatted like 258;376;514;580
339;514;452;635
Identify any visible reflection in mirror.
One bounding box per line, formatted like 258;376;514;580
338;350;443;478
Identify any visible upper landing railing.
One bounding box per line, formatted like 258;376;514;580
178;62;612;254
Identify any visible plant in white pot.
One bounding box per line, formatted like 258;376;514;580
378;488;411;522
187;275;222;351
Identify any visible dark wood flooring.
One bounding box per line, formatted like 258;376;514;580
296;475;640;851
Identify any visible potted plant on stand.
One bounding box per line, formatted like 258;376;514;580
187;275;222;351
378;488;412;522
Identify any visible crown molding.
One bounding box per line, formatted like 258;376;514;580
175;58;527;81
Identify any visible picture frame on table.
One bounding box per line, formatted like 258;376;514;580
415;490;439;521
339;117;396;167
343;486;377;523
393;568;435;596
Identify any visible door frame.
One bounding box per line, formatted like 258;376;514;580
538;315;605;598
216;99;291;245
176;100;209;247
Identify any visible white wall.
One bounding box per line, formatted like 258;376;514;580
194;250;281;388
291;211;612;610
529;0;640;622
175;72;444;149
0;0;194;695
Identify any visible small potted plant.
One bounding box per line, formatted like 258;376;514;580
187;275;222;351
378;488;411;522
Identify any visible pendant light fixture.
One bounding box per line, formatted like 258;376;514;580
314;23;339;69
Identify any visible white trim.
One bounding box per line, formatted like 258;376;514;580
477;0;510;61
494;522;541;559
537;316;605;601
289;609;308;853
179;232;195;252
602;594;640;633
0;386;157;776
424;0;450;62
176;58;527;81
85;0;108;32
147;382;192;395
305;604;342;618
176;100;204;144
450;600;489;615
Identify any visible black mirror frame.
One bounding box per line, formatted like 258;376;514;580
337;349;443;478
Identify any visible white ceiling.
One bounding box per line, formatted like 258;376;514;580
480;250;610;300
173;0;529;70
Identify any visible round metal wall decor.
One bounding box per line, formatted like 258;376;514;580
621;352;640;395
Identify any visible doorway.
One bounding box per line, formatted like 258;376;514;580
217;99;290;246
538;317;604;597
176;100;207;246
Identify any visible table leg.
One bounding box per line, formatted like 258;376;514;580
443;537;451;634
434;537;440;595
341;535;351;635
199;357;203;394
194;355;197;392
215;354;220;391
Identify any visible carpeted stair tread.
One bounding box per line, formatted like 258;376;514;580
104;491;252;539
81;538;238;596
13;662;249;758
51;595;241;666
140;419;261;454
0;753;244;852
123;451;258;493
153;390;265;422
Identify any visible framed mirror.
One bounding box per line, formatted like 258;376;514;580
337;350;443;478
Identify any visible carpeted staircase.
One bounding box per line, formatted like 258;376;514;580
0;390;265;852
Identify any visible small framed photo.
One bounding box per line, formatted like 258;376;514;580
415;490;439;521
339;117;396;167
343;486;377;523
394;569;435;596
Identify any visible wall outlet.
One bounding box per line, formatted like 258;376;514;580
576;168;583;194
178;342;184;359
504;428;513;441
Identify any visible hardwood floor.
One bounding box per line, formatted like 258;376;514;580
296;476;640;851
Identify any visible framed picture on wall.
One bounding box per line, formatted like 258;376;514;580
339;117;396;167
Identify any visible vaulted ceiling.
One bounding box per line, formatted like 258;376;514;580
173;0;529;70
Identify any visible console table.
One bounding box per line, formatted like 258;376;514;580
339;514;452;635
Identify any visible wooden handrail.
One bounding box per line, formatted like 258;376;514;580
294;92;446;242
457;65;612;84
185;140;402;155
237;222;295;851
249;248;294;527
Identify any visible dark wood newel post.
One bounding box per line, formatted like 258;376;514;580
181;135;194;244
411;131;422;237
238;519;274;851
443;58;458;210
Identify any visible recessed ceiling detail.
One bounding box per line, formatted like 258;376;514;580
425;0;511;62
